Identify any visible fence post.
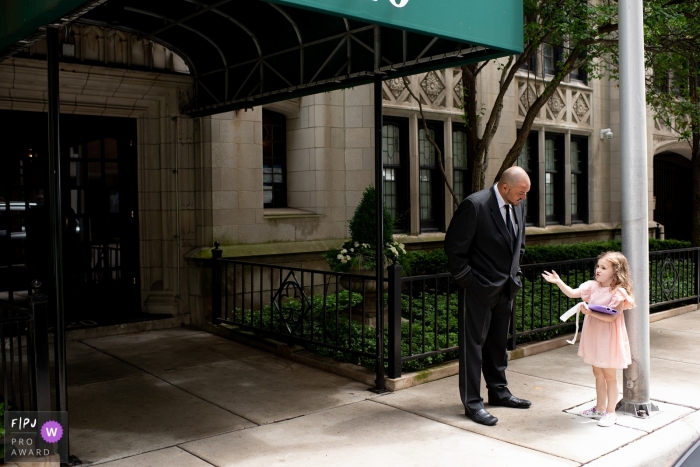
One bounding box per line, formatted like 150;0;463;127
211;242;222;324
30;280;51;412
387;260;402;379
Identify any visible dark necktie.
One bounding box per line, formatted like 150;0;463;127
505;205;517;250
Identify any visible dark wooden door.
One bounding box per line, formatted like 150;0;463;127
62;114;141;321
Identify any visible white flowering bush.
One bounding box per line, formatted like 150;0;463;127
325;185;404;273
324;240;406;273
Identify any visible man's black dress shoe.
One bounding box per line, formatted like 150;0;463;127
465;408;498;426
488;395;532;409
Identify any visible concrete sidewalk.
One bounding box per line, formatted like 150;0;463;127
46;310;700;466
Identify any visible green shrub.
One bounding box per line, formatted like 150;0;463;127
348;186;394;247
394;239;692;276
522;238;691;265
397;249;448;276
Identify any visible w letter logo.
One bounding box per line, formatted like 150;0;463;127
41;420;64;443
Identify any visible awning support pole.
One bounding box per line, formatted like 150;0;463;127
373;25;386;392
47;23;70;431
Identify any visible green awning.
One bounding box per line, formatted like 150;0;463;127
268;0;522;54
0;0;523;117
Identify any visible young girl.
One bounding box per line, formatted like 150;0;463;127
542;251;635;427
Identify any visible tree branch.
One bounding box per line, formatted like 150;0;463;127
401;76;460;207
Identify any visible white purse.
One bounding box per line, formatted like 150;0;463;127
560;302;585;345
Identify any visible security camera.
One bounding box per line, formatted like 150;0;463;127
600;128;613;140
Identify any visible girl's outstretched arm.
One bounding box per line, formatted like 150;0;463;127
541;270;582;298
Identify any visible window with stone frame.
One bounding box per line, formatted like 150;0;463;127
419;121;445;232
569;52;588;84
452;123;469;205
262;110;287;208
570;135;589;223
545;132;565;224
517;131;540;226
543;43;563;76
519;52;538;75
383;117;410;232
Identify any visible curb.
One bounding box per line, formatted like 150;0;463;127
585;409;700;467
66;314;190;341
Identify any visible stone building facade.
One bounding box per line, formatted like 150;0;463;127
0;25;688;325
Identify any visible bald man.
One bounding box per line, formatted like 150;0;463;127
444;166;532;426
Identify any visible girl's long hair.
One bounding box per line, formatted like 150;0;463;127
597;251;634;299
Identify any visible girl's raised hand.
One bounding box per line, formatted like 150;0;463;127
541;270;561;284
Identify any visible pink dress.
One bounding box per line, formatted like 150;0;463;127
577;280;635;369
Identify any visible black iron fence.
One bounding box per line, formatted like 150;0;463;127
211;246;700;386
0;285;51;413
211;244;388;389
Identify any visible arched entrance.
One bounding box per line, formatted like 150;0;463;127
654;151;692;241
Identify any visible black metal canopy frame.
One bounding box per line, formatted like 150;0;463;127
66;0;505;117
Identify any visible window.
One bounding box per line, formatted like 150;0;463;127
570;65;588;84
543;43;562;75
262;110;287;208
653;70;671;94
452;123;469;204
517;131;539;226
569;51;588;84
570;136;589;223
383;117;410;232
419;121;445;232
519;52;537;75
545;133;565;224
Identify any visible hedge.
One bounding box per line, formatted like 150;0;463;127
397;238;691;276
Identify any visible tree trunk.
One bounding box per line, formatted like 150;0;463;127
462;65;485;193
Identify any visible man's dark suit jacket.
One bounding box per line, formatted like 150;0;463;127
444;185;526;306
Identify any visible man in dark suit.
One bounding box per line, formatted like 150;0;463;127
444;166;531;426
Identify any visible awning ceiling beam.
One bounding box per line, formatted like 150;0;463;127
0;0;522;117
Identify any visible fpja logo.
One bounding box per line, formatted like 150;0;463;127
373;0;410;7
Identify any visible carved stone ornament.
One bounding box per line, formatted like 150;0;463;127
421;71;445;102
387;78;407;98
454;79;464;101
573;94;589;120
519;85;537;111
547;92;565;116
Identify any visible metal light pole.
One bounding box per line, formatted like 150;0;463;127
617;0;659;418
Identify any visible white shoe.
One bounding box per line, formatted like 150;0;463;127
580;407;603;419
597;412;617;427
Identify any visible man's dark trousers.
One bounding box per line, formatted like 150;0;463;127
459;285;513;414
